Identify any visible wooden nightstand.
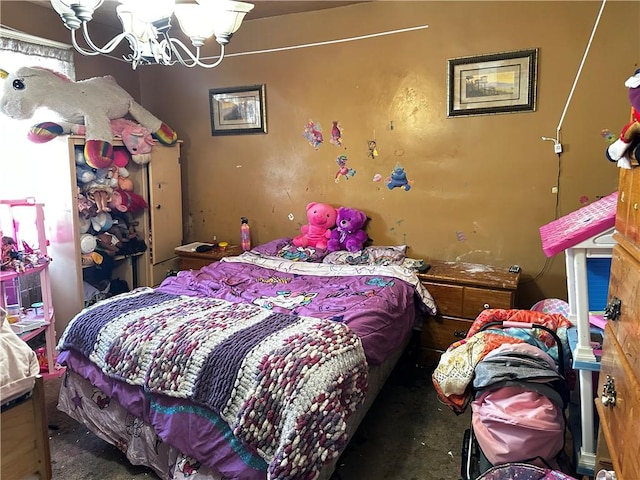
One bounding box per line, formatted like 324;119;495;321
417;260;520;366
174;244;243;271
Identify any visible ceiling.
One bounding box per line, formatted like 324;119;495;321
29;1;366;28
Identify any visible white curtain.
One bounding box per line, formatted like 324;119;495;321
0;37;75;78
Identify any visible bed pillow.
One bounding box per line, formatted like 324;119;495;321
251;237;328;262
365;245;407;265
323;245;407;266
251;237;293;256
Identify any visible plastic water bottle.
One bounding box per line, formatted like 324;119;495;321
240;217;251;251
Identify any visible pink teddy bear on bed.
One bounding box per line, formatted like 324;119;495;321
293;202;337;250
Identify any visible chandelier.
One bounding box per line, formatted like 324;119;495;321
50;0;255;69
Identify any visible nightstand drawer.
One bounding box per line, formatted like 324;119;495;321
179;256;215;271
422;283;464;317
422;282;514;320
416;260;519;366
463;287;514;318
421;315;472;351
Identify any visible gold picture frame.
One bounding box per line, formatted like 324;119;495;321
447;49;538;117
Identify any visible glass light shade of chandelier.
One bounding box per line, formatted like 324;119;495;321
49;0;254;69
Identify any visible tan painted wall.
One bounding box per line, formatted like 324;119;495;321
2;1;639;308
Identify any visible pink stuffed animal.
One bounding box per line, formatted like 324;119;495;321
293;202;337;250
74;118;155;165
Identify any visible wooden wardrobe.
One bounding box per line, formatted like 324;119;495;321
595;165;640;479
18;135;183;335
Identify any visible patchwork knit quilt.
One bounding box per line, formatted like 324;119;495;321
57;288;368;480
159;252;436;366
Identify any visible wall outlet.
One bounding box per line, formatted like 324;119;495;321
554;143;563;154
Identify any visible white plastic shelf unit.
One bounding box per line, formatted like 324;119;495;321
539;191;618;477
0;198;65;379
565;227;615;475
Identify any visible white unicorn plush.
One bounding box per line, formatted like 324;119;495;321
0;66;177;169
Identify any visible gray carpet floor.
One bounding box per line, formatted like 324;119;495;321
43;353;472;480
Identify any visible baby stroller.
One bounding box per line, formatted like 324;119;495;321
460;320;572;480
475;463;577;480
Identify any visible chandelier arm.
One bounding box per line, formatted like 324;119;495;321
167;38;225;69
79;22;144;63
156;34;178;66
71;30;102;56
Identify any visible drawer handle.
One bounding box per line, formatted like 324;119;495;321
483;303;490;309
601;375;617;408
453;330;467;339
604;297;621;321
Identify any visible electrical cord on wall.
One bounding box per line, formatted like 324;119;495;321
525;0;606;285
521;151;563;284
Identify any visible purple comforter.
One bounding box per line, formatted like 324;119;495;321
55;252;435;480
157;252;435;365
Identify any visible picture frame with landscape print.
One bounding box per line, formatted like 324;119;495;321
447;49;538;117
209;84;267;135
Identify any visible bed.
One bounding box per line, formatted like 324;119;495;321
1;307;52;480
55;240;436;480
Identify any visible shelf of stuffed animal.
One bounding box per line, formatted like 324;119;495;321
606;69;640;169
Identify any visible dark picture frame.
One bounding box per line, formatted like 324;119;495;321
209;84;267;135
447;49;538;117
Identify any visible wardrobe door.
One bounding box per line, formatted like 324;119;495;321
147;143;182;285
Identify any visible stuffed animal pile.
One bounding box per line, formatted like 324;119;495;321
606;69;640;168
1;234;50;273
293;203;369;253
73;118;156;165
75;145;148;267
0;66;178;169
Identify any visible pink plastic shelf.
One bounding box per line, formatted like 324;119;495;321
539;191;618;257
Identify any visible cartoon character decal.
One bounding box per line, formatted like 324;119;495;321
386;163;412;191
335;154;355;182
330;120;343;147
303;120;324;149
368;140;378;159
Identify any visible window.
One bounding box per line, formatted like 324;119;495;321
0;34;75;199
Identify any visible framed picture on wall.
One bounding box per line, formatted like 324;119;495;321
209;84;267;135
447;49;538;117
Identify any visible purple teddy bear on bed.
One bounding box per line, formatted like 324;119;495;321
327;207;369;253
